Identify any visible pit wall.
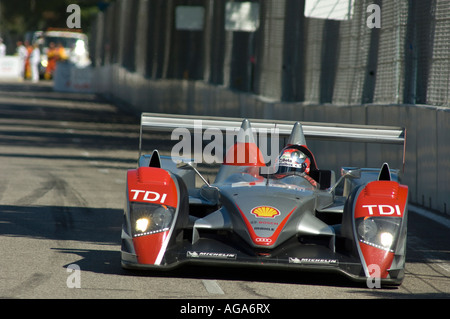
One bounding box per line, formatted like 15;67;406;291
94;64;450;216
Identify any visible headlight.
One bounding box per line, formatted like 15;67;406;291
380;232;394;248
356;217;401;252
357;218;378;241
135;218;150;233
41;59;48;68
130;202;175;237
152;206;173;229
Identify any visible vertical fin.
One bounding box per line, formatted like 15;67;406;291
378;162;391;181
236;119;256;144
149;150;161;168
287;122;307;146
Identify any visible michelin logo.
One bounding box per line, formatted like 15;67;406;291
187;251;237;260
289;257;338;265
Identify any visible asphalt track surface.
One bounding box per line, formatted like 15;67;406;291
0;81;449;303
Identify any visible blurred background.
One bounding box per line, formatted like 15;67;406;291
0;0;448;214
0;0;109;54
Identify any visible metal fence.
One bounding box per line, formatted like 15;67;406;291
91;0;450;107
90;0;450;214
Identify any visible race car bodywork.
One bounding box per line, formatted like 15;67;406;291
121;113;408;286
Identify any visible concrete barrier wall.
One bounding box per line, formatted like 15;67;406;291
93;63;449;216
53;62;94;93
0;56;22;81
437;108;450;214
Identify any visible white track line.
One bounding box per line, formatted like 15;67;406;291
409;206;450;273
410;204;450;230
202;280;225;295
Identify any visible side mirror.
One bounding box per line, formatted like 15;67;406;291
341;167;361;179
176;160;210;187
329;167;361;194
176;160;197;170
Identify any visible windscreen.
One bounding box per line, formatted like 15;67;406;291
44;37;84;49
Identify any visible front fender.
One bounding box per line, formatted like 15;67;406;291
342;180;408;282
122;167;188;266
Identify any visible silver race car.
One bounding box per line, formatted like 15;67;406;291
121;113;408;286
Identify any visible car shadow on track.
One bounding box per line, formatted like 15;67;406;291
55;247;124;276
0;205;123;243
0;204;422;291
49;248;450;298
55;246;368;289
0;203;375;290
130;264;367;289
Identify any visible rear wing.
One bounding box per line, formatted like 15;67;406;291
139;112;406;167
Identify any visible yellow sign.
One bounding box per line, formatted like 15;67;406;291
251;206;280;218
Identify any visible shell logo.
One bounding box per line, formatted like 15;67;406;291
251;206;280;218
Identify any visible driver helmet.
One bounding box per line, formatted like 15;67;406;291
275;147;311;175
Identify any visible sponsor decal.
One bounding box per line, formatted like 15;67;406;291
130;189;167;204
362;204;402;216
251;206;280;218
253;227;275;231
289;257;339;265
186;251;237;260
258;221;279;225
250;220;279;226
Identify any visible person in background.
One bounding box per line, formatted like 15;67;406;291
24;40;33;79
0;38;6;57
44;42;68;80
16;41;28;79
56;43;68;61
44;42;57;80
30;42;40;83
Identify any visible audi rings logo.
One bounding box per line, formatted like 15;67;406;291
255;237;272;243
